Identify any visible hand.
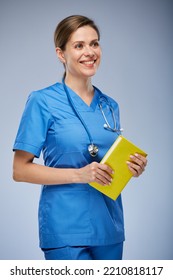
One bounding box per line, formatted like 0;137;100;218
79;162;114;186
127;153;148;177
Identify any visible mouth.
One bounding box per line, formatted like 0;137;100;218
80;60;96;66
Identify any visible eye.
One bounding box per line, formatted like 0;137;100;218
91;41;99;48
75;43;83;49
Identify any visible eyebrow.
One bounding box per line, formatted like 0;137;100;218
72;39;99;45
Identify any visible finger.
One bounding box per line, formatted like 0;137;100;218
96;168;113;185
89;162;113;185
95;173;112;186
127;161;143;177
89;162;112;184
98;163;114;175
134;153;148;167
127;164;138;177
130;155;145;169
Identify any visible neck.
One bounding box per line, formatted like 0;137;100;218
64;75;94;99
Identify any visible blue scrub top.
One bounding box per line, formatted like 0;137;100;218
13;82;125;248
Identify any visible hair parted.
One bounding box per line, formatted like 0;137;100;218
54;15;100;50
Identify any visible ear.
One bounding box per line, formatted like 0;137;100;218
55;47;66;63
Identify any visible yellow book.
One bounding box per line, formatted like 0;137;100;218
89;135;147;200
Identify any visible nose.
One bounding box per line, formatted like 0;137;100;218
83;45;95;57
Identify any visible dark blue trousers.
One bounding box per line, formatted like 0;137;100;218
42;242;123;260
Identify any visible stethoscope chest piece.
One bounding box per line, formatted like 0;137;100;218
88;144;99;157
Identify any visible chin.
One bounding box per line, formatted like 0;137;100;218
81;69;98;78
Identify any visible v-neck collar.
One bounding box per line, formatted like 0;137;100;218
64;84;99;112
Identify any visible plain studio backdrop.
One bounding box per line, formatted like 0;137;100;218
0;0;172;260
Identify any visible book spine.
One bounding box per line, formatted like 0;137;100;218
101;136;122;163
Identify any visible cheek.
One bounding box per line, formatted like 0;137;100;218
96;48;102;60
64;53;80;66
96;50;102;65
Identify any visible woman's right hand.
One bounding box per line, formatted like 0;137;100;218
79;162;114;186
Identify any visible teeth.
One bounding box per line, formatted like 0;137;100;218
82;61;94;65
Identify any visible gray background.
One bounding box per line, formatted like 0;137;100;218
0;0;172;259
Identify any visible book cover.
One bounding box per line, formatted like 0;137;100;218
89;135;148;200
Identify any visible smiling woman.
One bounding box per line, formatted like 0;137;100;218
13;15;147;260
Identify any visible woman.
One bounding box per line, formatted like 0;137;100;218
13;15;147;260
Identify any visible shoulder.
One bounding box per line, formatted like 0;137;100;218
27;82;63;106
95;86;119;109
29;82;62;99
102;93;119;106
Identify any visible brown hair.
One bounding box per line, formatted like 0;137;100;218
54;15;100;50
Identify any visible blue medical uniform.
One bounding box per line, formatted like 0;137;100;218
13;82;125;249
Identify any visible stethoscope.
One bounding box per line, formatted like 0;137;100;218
62;80;123;157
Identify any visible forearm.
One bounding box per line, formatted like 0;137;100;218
13;151;113;186
13;162;82;185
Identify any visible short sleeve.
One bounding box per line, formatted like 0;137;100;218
13;91;51;158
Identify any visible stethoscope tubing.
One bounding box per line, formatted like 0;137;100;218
62;80;94;145
62;80;122;156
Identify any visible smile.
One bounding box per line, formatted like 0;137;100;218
80;60;96;66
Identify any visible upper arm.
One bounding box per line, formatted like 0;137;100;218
13;91;51;158
13;150;35;181
13;150;35;164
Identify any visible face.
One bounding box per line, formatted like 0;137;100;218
56;26;101;80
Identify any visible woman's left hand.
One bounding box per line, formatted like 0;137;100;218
126;153;148;177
